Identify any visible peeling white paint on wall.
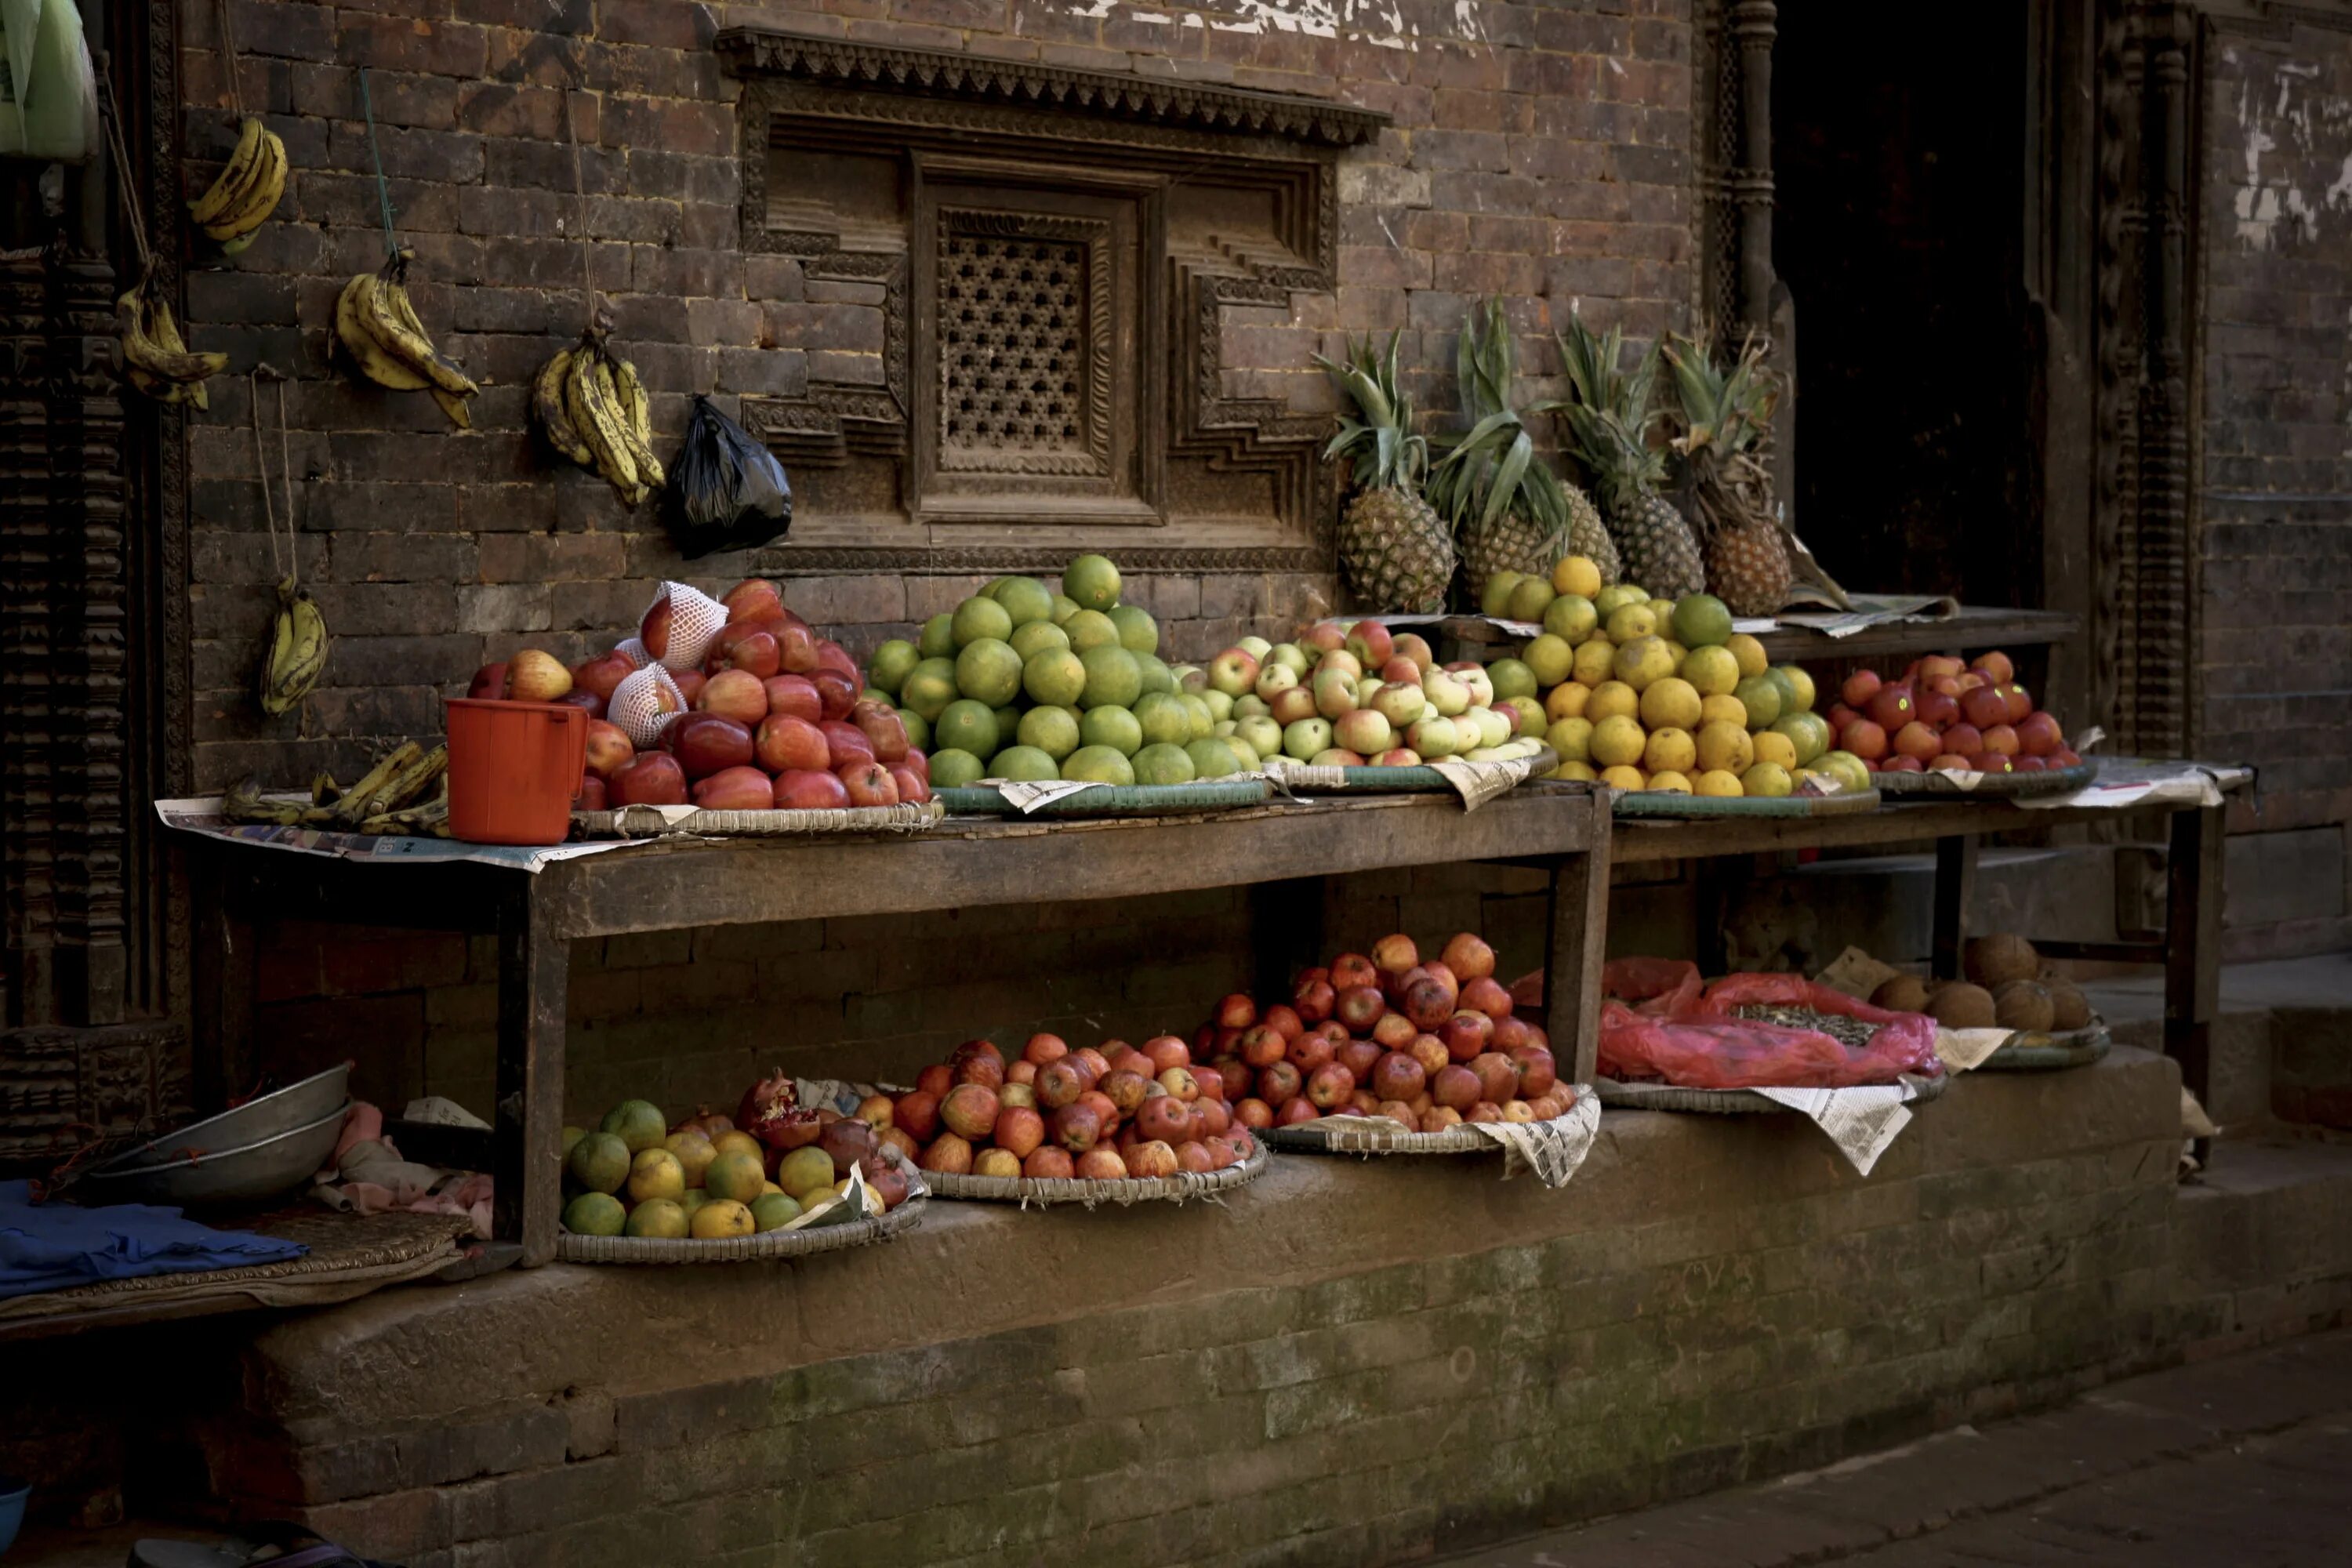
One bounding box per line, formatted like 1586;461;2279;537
1035;0;1483;52
2229;53;2352;250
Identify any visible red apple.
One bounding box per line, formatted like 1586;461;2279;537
2013;755;2046;772
1345;619;1394;667
1929;754;1973;773
1439;933;1496;982
919;1134;973;1175
1098;1069;1150;1117
575;774;606;811
670;670;705;708
1409;1034;1450;1079
1980;723;2020;757
1370;1051;1426;1102
668;713;755;780
1826;703;1863;735
772;769;850;809
819;719;877;771
2015;711;2063;756
1330;953;1379;991
706;622;781;679
763;673;822;723
1970;753;2015;775
1841;719;1889;762
1866;686;1916;731
1123;1140;1179;1179
993;1106;1045;1160
1490;1016;1532;1054
697;667;770;727
691;765;775;811
1132;1095;1191;1144
1432;1063;1481;1110
940;1084;1000;1141
1401;976;1456;1033
583;720;634;779
1508;1044;1556;1098
1840;670;1882;709
2000;683;2034;724
1469;1051;1518;1104
1156;1066;1200;1104
893;1090;942;1143
1021;1146;1073;1179
608;752;688;805
1305;1062;1355;1109
1940;723;1984;757
1258;1061;1302;1104
1022;1033;1069;1067
1914;689;1958;730
1286;1029;1336;1073
1370;932;1418;979
467;661;509;700
1236;1098;1274;1130
1261;1004;1303;1040
849;701;908;762
1441;1009;1494;1062
775;621;820;676
1337;1036;1384;1082
1882;755;1926;773
1961;685;2009;729
1145;1036;1192;1074
1893;722;1942;763
1292;977;1336;1024
1049;1102;1103;1153
1334;985;1387;1033
572;650;636;705
1036;1061;1086;1110
720;577;786;625
1461;975;1513;1020
838;762;899;806
1371;1011;1419;1051
1240;1025;1288;1069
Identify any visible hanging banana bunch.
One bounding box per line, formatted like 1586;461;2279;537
117;268;229;408
532;329;663;507
333;246;479;429
187;114;286;255
249;372;331;717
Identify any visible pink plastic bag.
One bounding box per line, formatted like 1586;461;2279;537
1597;967;1943;1089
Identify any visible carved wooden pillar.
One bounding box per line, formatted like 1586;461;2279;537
1732;1;1777;332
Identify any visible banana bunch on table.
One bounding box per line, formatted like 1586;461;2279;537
187;115;287;254
118;272;228;408
335;247;479;428
532;332;665;506
223;742;450;836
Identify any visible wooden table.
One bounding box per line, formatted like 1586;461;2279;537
1604;787;2233;1144
192;789;1613;1268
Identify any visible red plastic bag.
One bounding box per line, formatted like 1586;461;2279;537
1597;968;1942;1089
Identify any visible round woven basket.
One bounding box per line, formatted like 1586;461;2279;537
555;1149;929;1264
1595;1070;1949;1115
1976;1024;2111;1073
922;1138;1268;1206
1871;759;2098;798
572;801;944;838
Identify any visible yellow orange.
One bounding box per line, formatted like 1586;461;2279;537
1544;681;1592;721
1646;769;1693;794
1552;555;1602;599
1694;719;1753;775
1751;730;1798;770
1597;764;1647;791
1523;633;1574;688
1680;644;1740;698
1639;677;1702;731
1694;768;1744;797
1549;759;1597;782
1642;726;1696;775
1570;637;1617;688
1726;632;1769;679
1700;693;1750;729
1588;714;1648;768
1544;716;1593;763
1612;636;1678;692
1586;680;1640;723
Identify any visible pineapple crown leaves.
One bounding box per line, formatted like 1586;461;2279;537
1662;332;1779;466
1312;330;1429;494
1533;309;1670;503
1426;298;1573;539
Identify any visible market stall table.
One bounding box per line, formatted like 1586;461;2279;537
1602;768;2249;1145
188;789;1613;1267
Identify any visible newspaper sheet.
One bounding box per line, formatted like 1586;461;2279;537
155;797;644;874
1752;1082;1924;1175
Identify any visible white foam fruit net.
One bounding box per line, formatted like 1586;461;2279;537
644;582;728;673
612;637;650;670
608;664;687;749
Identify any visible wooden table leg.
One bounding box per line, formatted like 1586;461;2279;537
191;850;257;1114
1930;834;1979;982
2165;804;2224;1160
493;886;568;1268
1545;796;1613;1087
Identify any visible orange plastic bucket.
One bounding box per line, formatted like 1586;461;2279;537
445;698;589;845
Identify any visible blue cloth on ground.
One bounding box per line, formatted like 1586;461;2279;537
0;1179;307;1300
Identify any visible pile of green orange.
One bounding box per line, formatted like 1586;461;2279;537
558;1099;850;1240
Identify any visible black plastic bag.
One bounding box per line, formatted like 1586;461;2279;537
662;395;792;558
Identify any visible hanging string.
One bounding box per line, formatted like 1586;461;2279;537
254;369;297;589
359;67;398;259
214;0;246;121
567;84;597;333
94;71;154;278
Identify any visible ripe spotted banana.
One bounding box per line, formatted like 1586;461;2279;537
358;252;477;400
336;272;428;391
199;121;286;242
531;348;594;466
188;117;265;225
612;358;665;489
565;342;642;503
257;575;330;717
118;278;227;405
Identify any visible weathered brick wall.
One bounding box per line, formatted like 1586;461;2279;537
181;0;1694;790
151;1051;2349;1568
2196;16;2352;956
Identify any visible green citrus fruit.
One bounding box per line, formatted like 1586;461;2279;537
899;658;960;720
1078;704;1143;757
990;745;1061;782
1733;673;1784;729
1178;693;1214;740
599;1099;666;1153
1131;742;1196;786
1505;576;1556;624
565;1131;630;1195
1018;705;1082;760
1133;691;1192;747
1487;657;1538;702
989;576;1057;628
561;1192;626;1236
934;699;1000;760
1670;593;1734;648
1062;554;1122;612
703;1149;767;1203
954;638;1024;707
626;1147;685;1203
1062;745;1134;784
1134;652;1175;696
1062;608;1120;654
1186;738;1243;777
928;748;985;787
1050;593;1082;626
917;613;956;660
1022;648;1087;708
895;708;930;751
1108;604;1159;656
866;639;920;698
750;1192;803;1232
1079;645;1143;710
1479;572;1526;617
1010;619;1070;661
1543;594;1599;643
624;1197;688;1239
949;596;1013;648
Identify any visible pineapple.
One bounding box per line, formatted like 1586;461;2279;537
1664;334;1791;615
1426;299;1615;602
1314;331;1455;614
1545;314;1705;600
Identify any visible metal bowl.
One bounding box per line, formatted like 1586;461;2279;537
75;1104;350;1208
104;1063;351;1171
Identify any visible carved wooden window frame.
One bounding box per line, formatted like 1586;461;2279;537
716;29;1386;575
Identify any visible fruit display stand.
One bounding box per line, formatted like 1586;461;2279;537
1606;774;2249;1153
189;787;1612;1267
1431;604;2081;670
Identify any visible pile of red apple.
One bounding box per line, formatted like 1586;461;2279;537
464;577;931;813
1822;650;2082;776
1193;932;1570;1134
859;1036;1259;1183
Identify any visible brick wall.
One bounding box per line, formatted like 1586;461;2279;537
180;0;1694;791
110;1051;2348;1566
2196;16;2352;955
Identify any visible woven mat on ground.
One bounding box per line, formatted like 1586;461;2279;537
0;1207;471;1333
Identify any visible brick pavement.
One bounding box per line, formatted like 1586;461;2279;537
1440;1327;2352;1566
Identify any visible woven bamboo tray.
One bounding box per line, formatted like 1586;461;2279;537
555;1149;929;1264
933;779;1272;817
1595;1070;1949;1114
1976;1023;2111;1072
573;801;944;838
1260;746;1557;796
1265;1105;1575;1156
1871;759;2098;798
922;1138;1267;1206
1612;787;1882;819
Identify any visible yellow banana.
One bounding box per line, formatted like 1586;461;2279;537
429;387;473;430
358;252;478;399
188;116;264;226
612;358;665;488
118;284;227;391
565;343;638;496
203;125;286;241
532;349;594;466
336;273;428;390
257;576;330;717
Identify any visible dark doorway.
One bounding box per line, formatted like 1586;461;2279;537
1773;4;2039;608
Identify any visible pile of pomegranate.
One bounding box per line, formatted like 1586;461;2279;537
1194;931;1570;1134
1826;650;2082;776
851;1036;1259;1181
466;576;931;812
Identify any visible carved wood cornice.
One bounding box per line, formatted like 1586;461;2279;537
716;28;1388;147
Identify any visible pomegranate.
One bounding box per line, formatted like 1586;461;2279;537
736;1067;818;1150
